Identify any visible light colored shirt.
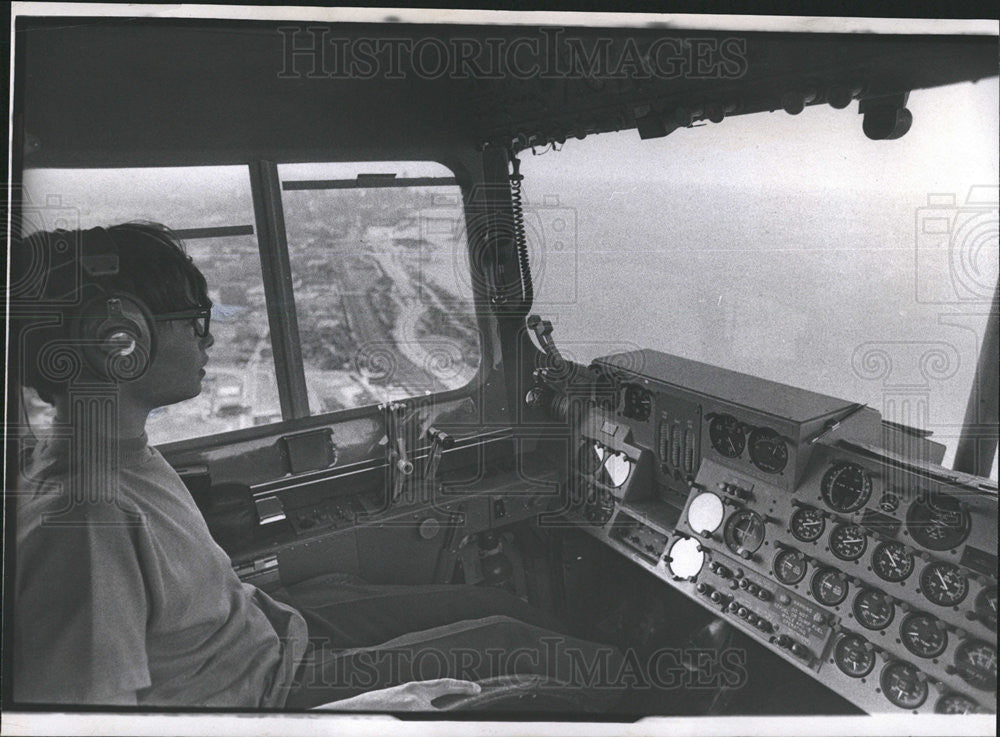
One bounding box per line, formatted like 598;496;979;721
14;433;308;706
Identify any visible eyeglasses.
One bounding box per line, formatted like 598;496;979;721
155;306;212;338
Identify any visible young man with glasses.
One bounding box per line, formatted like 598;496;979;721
11;223;623;710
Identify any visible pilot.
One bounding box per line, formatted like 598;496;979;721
11;223;623;710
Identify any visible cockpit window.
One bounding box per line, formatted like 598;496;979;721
279;161;480;412
520;80;999;478
20;166;276;445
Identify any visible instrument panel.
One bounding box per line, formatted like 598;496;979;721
561;349;997;715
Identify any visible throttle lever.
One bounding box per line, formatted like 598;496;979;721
526;314;565;368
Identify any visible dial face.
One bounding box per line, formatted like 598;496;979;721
724;509;766;556
747;427;788;473
834;633;876;678
622;384;652;422
790;506;826;543
853;589;895;630
709;414;745;458
905;491;971;551
934;693;979;714
975;586;998;629
871;541;915;583
821;462;873;513
953;639;997;691
900;613;948;659
603;452;633;487
920;562;969;607
773;548;808;585
830;524;868;561
687;491;725;534
880;661;929;710
811;568;849;606
578;442;605;474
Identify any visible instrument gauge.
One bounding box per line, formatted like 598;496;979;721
953;639;997;691
853;589;895;630
790;506;826;543
905;491;971;551
834;633;876;678
687;491;725;534
811;568;849;606
577;442;605;475
880;661;929;710
830;523;868;561
920;562;968;607
747;427;788;473
821;462;872;513
709;414;745;458
723;509;766;557
773;548;808;585
622;384;652;422
974;586;997;630
935;693;980;714
900;613;948;659
871;541;915;583
603;452;633;488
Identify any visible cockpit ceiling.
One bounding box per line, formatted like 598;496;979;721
17;18;999;167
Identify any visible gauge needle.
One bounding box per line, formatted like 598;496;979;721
801;520;820;529
935;569;950;587
841;535;864;545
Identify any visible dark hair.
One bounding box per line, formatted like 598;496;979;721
13;222;210;403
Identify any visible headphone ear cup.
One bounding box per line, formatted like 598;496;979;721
74;294;157;382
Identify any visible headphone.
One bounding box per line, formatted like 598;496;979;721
71;228;158;382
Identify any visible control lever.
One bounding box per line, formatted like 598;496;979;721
424;426;455;488
527;314;566;370
381;401;415;502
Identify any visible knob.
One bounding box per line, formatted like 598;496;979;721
739;550;753;561
777;593;791;605
727;601;739;613
757;620;773;633
696;583;710;595
739;578;750;589
777;635;793;648
790;643;809;658
737;607;749;618
747;583;760;595
756;589;772;601
710;591;724;604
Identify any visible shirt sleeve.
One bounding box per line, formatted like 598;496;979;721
14;496;152;705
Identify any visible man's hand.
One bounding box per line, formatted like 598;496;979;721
313;678;482;711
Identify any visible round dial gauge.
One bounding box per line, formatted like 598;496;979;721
773;548;808;585
577;442;605;475
603;453;633;488
900;613;948;659
821;462;872;513
935;693;979;714
622;384;652;422
667;537;705;579
853;589;895;630
905;491;971;551
953;639;997;691
724;509;766;557
830;524;868;561
880;661;928;710
974;586;997;630
747;427;788;473
871;541;915;583
790;506;826;543
834;633;876;678
687;492;725;534
709;414;745;458
920;562;968;607
811;568;849;606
